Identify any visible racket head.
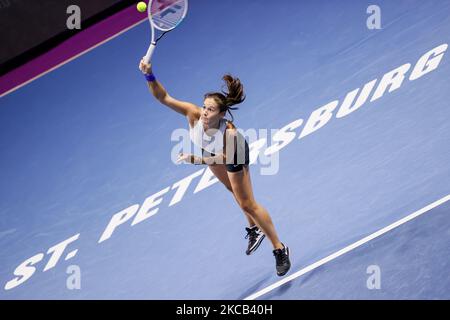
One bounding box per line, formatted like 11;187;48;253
148;0;188;32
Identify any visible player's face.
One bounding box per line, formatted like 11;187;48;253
202;98;225;127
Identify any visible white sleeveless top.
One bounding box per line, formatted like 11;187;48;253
189;118;228;154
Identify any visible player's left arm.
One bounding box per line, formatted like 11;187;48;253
201;121;237;165
178;121;237;165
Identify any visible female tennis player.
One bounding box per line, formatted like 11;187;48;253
139;59;291;276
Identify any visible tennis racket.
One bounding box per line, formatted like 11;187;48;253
143;0;188;63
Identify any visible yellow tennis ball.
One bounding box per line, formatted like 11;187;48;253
137;2;147;13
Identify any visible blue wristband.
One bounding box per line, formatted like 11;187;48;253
145;73;156;82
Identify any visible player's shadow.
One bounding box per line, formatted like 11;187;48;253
249;264;325;299
268;265;326;299
236;273;273;300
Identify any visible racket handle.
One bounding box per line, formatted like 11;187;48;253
144;42;156;63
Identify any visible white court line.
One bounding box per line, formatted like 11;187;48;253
244;194;450;300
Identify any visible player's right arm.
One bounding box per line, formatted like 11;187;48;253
139;59;200;120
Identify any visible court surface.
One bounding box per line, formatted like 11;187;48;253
1;0;449;299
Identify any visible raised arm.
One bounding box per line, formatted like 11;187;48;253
139;59;201;120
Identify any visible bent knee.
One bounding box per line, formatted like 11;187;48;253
240;201;258;214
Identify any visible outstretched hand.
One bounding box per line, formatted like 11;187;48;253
177;153;201;165
177;153;192;164
139;58;153;74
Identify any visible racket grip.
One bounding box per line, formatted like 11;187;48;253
144;42;156;63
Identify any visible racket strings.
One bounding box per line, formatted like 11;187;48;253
150;0;187;31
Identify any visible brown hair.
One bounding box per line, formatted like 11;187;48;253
204;74;246;122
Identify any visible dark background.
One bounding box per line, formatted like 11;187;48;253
0;0;135;75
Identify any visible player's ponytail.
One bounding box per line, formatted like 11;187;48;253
204;74;246;122
222;74;246;109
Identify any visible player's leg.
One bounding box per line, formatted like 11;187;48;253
208;164;265;255
227;166;281;249
208;164;257;227
228;165;291;276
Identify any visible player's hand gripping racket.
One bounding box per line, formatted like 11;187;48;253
143;0;188;63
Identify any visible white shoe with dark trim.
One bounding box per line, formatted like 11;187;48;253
245;226;265;255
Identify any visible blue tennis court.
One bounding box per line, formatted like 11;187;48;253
0;0;449;299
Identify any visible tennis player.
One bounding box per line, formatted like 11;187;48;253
139;59;291;276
